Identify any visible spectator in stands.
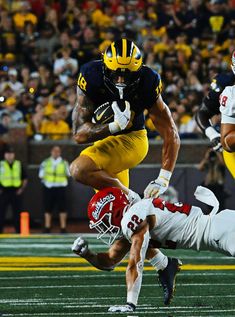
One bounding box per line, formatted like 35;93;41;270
38;145;70;233
5;69;24;96
0;147;28;233
53;47;78;87
0;113;11;140
39;109;70;140
0;97;24;123
0;0;235;143
35;22;60;64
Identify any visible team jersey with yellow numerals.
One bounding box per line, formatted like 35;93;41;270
77;60;162;131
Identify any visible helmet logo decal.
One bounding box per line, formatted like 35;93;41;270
92;194;115;220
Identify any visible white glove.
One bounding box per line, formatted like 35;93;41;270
71;236;88;257
205;127;222;152
108;303;135;312
109;101;131;134
127;189;141;205
144;169;172;198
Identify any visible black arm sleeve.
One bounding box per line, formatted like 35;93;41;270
195;103;216;133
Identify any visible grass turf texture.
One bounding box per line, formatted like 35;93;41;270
0;234;235;316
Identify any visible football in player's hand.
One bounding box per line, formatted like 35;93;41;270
93;102;114;124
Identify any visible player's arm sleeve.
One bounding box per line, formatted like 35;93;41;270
196;77;221;132
195;103;216;132
220;86;235;124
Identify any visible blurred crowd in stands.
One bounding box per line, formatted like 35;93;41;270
0;0;235;141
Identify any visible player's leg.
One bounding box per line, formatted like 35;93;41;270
222;232;235;257
70;154;127;190
222;150;235;178
207;210;235;256
70;130;148;193
146;248;182;305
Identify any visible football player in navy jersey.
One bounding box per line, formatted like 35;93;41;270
196;51;235;179
70;38;180;203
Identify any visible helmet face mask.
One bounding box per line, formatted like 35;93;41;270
89;212;122;246
103;39;143;99
87;187;130;246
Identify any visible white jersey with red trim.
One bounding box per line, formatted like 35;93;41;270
219;86;235;124
121;198;209;251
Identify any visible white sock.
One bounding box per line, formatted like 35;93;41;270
149;251;168;271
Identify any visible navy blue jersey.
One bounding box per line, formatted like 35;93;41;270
204;72;235;115
77;60;162;131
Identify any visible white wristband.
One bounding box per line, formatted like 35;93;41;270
108;121;120;134
205;126;220;141
159;168;172;181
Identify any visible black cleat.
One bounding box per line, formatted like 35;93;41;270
158;257;182;305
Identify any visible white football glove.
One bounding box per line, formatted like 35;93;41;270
71;236;88;257
109;101;131;134
144;169;172;198
205;126;222;152
108;303;135;312
127;189;141;205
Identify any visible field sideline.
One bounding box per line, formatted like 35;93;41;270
0;234;235;317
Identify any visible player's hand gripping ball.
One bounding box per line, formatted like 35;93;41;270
93;102;114;124
92;100;127;124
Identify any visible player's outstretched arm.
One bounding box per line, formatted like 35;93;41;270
108;221;149;312
144;96;180;198
72;236;130;271
126;221;149;307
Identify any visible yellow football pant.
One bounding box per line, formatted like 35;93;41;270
223;150;235;179
81;129;149;188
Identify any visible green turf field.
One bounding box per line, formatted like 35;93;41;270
0;234;235;317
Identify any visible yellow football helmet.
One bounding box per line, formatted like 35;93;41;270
103;38;143;98
103;38;142;72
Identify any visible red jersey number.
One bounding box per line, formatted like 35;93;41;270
127;214;143;232
152;198;192;216
220;94;228;107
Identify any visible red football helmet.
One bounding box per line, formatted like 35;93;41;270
87;187;130;245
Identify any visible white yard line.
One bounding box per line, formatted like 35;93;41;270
0;271;234;280
3;309;235;316
1;282;235;290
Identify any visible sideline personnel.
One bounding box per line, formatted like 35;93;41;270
0;147;28;233
39;145;70;233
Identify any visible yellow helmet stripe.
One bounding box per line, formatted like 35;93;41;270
122;38;127;59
